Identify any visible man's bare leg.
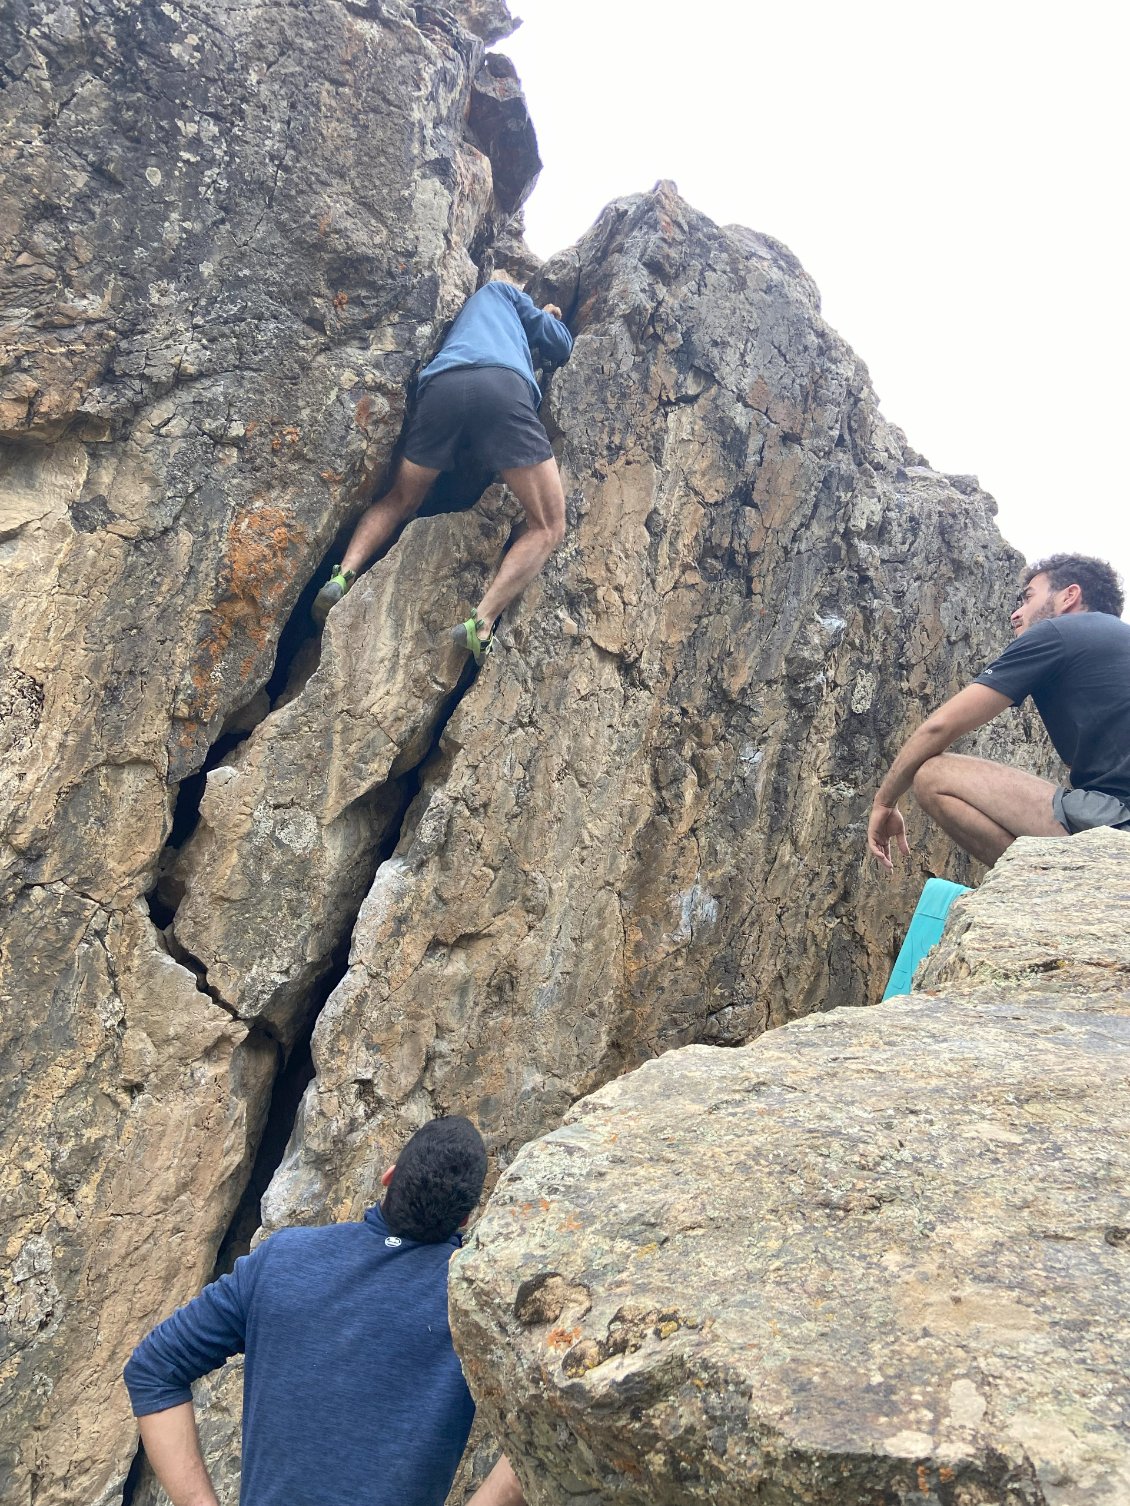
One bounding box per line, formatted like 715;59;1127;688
340;456;440;575
913;753;1067;865
471;458;566;630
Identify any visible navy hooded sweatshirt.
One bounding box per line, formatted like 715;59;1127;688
417;279;573;406
123;1207;474;1506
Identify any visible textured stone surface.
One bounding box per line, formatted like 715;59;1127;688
1;5;1067;1497
262;182;1050;1238
170;492;513;1046
451;832;1130;1506
0;1;537;1499
918;827;1130;999
0;894;274;1504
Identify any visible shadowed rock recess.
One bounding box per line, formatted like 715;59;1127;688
452;830;1130;1506
1;0;1064;1501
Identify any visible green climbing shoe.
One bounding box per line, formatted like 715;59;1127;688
451;615;495;666
312;566;355;625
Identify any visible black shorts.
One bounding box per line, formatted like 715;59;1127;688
402;365;554;474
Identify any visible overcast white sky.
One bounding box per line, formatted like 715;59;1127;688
503;0;1129;606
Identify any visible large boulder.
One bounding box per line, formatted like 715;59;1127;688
262;182;1049;1233
0;0;537;1499
0;2;1064;1495
451;829;1130;1506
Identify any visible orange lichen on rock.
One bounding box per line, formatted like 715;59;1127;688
545;1326;581;1351
185;503;305;724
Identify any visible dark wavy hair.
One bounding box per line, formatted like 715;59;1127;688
382;1116;487;1244
1023;553;1124;617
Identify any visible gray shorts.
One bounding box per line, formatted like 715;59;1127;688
1053;786;1130;834
403;365;553;474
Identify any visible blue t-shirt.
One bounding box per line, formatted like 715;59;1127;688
124;1208;474;1506
418;280;573;406
973;611;1130;800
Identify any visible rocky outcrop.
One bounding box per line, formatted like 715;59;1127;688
260;182;1047;1234
0;1;536;1499
169;493;513;1048
2;3;1061;1500
451;829;1130;1506
918;830;1130;998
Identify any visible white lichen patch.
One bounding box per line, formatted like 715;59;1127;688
945;1377;988;1429
882;1429;934;1458
3;1235;62;1343
850;671;876;713
269;807;319;854
672;879;719;944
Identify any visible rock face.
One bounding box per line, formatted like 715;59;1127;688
1;3;1062;1501
261;182;1046;1234
0;1;536;1500
451;829;1130;1506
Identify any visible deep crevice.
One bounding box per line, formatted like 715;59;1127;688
145;722;259;930
264;443;496;711
161;928;235;1013
120;1438;145;1506
136;409;500;1304
205;654;475;1274
212;1019;308;1277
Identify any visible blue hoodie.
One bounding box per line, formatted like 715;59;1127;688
124;1207;474;1506
418;280;573;405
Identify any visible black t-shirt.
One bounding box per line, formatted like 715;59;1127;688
973;611;1130;799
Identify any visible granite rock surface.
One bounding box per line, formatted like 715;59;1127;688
0;0;536;1498
1;2;1067;1499
451;830;1130;1506
261;182;1049;1236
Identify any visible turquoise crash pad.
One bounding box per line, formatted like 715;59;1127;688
882;877;971;1000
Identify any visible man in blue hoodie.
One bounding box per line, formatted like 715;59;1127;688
313;274;574;664
124;1116;525;1506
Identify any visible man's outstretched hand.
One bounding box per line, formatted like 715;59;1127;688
542;302;562;318
868;802;910;871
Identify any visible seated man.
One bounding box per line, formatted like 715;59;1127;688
869;553;1130;869
313;273;574;665
124;1116;524;1506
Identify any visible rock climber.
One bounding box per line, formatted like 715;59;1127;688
312;272;574;665
868;552;1130;869
124;1116;526;1506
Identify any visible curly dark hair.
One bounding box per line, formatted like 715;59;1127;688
382;1116;487;1244
1022;553;1124;617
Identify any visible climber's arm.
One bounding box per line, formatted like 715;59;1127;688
867;682;1010;867
124;1254;258;1505
505;283;573;364
136;1404;220;1506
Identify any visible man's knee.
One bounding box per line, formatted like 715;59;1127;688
911;755;947;803
381;484;422;522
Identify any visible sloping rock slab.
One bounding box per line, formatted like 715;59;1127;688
452;997;1130;1502
919;828;1130;997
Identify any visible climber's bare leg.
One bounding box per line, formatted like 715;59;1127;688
341;457;439;575
912;753;1066;866
473;459;566;628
